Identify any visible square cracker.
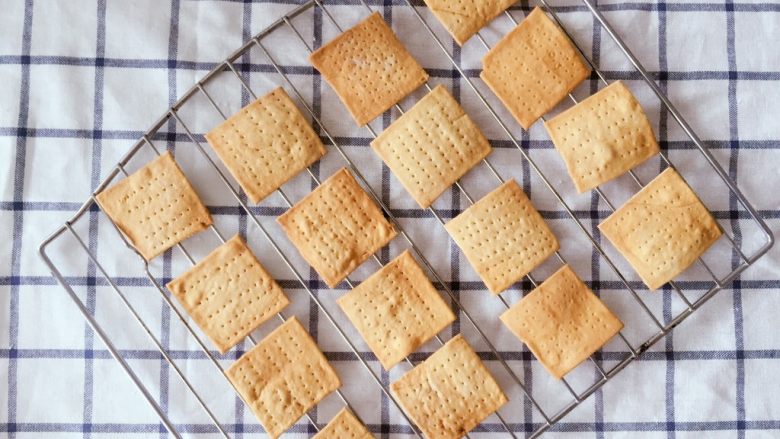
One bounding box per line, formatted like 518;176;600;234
309;12;429;126
95;151;212;261
370;85;492;208
313;408;373;439
204;87;326;204
390;335;508;439
166;234;289;354
500;265;623;379
423;0;517;46
337;250;456;370
481;6;590;130
544;81;660;193
277;168;397;288
598;168;722;290
226;317;341;439
445;179;559;294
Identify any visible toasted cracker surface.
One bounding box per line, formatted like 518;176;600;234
226;317;340;439
205;87;326;204
95;152;212;261
309;12;428;126
500;264;623;379
598;168;722;290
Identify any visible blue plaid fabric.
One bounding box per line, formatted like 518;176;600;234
1;0;779;438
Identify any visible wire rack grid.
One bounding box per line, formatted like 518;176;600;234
38;0;774;438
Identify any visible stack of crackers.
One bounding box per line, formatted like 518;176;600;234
93;4;723;438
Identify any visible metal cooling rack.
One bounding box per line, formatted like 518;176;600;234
39;0;774;438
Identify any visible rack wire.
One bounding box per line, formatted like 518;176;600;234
39;0;774;438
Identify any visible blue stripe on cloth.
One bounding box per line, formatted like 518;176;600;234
80;2;109;436
6;2;35;438
724;1;747;437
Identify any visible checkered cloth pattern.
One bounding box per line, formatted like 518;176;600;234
1;0;779;438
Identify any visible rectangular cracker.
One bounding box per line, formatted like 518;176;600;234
598;168;722;290
544;81;660;192
309;12;429;126
481;6;590;130
390;335;508;439
500;265;623;379
226;317;341;439
337;250;456;370
95;151;212;261
423;0;517;46
370;85;492;208
445;180;559;294
313;408;373;439
277;168;397;288
165;234;289;354
205;87;326;204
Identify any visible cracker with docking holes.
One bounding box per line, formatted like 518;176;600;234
226;317;341;439
165;234;289;354
95;151;212;261
276;168;397;288
337;250;456;370
598;168;722;290
205;87;326;204
308;12;429;126
500;264;623;379
481;6;590;130
313;408;373;439
370;85;492;208
445;179;559;294
422;0;518;46
390;335;508;439
544;80;660;193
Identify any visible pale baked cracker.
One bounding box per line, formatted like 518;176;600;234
95;152;212;261
165;234;289;354
500;264;623;379
226;317;341;439
598;168;722;290
370;85;492;208
544;80;660;193
337;250;456;370
204;87;326;204
481;6;590;130
423;0;517;46
277;168;397;288
445;179;559;294
313;408;373;439
308;12;429;126
390;335;508;439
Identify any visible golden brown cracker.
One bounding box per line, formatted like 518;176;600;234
500;264;623;379
337;250;456;370
544;81;660;192
226;317;341;439
165;234;289;354
308;12;429;126
598;168;722;290
390;335;508;439
481;6;590;129
205;87;326;204
313;408;373;439
276;168;397;288
445;180;559;294
423;0;518;46
370;85;492;208
95;151;212;261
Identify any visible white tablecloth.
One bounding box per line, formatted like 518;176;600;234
2;0;779;437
